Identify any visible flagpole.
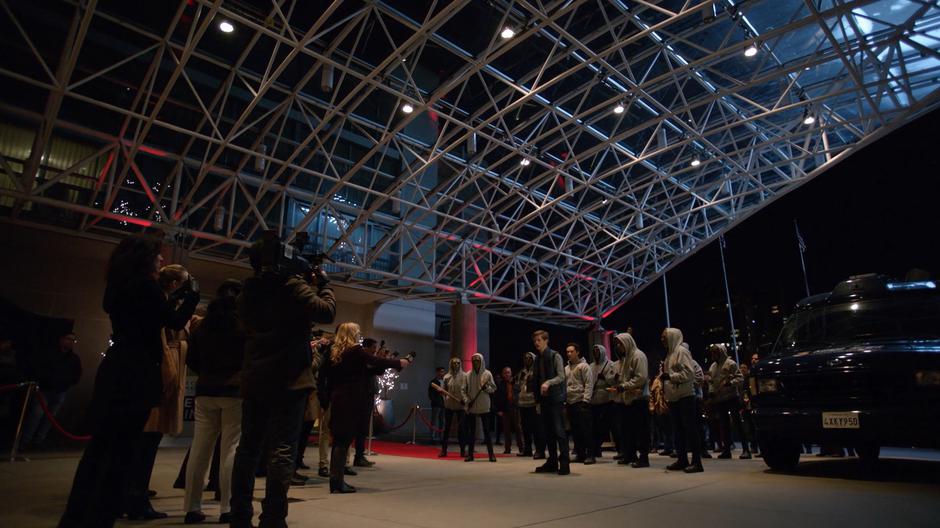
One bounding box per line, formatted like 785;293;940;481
794;219;811;298
662;272;671;327
718;235;740;364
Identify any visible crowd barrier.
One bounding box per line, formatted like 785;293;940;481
2;381;90;463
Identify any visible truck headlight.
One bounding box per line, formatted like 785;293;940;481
758;378;779;393
915;370;940;387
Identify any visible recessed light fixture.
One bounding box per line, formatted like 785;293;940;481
744;44;758;57
803;115;816;125
401;103;414;114
520;158;531;166
613;103;625;114
501;27;516;39
219;21;234;33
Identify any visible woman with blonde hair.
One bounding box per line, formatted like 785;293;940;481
324;322;410;493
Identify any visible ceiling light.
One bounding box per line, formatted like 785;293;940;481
613;103;625;114
602;198;609;205
690;157;701;167
520;158;531;166
501;27;516;39
219;21;234;33
744;44;758;57
401;103;414;114
803;115;816;125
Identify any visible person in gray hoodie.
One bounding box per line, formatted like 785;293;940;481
660;328;704;473
706;344;751;459
532;330;570;475
463;353;497;462
565;343;595;465
589;344;616;458
437;357;468;458
514;352;544;458
608;332;650;468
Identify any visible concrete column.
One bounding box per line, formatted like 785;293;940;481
450;302;477;370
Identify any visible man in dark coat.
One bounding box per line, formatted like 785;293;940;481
229;236;336;528
532;329;570;475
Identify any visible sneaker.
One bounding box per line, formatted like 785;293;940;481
184;511;206;524
717;452;732;459
353;457;374;467
344;466;357;476
739;452;752;460
317;467;329;478
218;512;231;524
658;450;674;457
297;462;310;470
683;464;704;473
665;461;688;471
535;461;558;473
583;457;596;465
631;457;650;468
290;472;308;486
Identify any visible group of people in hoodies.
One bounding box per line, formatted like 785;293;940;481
434;353;498;462
433;326;752;475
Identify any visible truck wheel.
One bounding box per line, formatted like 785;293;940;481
856;443;880;471
759;434;801;471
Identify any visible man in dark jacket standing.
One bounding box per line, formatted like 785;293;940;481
532;330;569;475
229;235;336;528
494;366;523;454
427;367;445;441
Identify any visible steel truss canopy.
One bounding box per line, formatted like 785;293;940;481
1;0;939;326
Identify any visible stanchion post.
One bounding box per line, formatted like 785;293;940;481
9;382;35;463
406;405;419;445
367;403;376;456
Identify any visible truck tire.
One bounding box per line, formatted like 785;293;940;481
759;434;801;471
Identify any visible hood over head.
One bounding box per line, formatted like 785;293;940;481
448;356;462;374
711;343;729;364
523;351;536;367
591;344;607;364
664;328;684;356
615;332;639;361
471;352;485;373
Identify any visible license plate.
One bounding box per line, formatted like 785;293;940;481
822;412;859;429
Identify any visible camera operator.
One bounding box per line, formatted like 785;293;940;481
229;234;336;528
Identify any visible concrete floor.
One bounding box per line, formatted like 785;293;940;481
2;446;939;527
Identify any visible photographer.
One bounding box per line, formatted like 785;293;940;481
325;322;409;493
60;235;199;528
229;234;336;528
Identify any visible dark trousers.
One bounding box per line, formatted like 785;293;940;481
566;402;594;460
230;390;306;528
441;409;466;453
622;398;651;460
669;396;702;467
610;403;626;455
519;405;543;456
430;406;444;440
500;407;523;453
125;431;163;512
465;412;494;456
296;420;315;468
59;409;150;528
541;402;569;465
653;413;674;451
591;402;614;457
712;397;750;453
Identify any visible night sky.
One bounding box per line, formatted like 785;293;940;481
491;108;940;372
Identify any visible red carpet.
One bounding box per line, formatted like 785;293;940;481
367;440;517;460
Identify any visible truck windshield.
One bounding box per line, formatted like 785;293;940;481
772;296;940;356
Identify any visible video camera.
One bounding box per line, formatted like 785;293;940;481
251;230;334;281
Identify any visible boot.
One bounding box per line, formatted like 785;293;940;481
329;446;356;494
557;460;570;475
535;460;558;473
631;455;650;468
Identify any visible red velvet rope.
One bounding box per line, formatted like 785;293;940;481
386;406;416;431
33;388;91;442
0;382;28;393
415;408;444;433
